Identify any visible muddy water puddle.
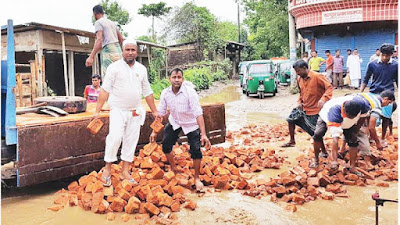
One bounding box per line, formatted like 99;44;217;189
200;86;242;105
2;84;398;224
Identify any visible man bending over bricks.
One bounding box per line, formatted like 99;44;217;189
313;96;364;174
150;68;211;192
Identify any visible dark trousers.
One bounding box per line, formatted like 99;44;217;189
162;123;202;159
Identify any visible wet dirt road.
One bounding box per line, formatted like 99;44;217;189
2;83;398;225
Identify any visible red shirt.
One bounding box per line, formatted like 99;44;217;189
326;55;334;70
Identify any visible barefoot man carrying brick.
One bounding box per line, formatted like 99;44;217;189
93;39;160;186
150;68;211;192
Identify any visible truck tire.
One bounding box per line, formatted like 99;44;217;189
1;139;16;165
34;96;87;114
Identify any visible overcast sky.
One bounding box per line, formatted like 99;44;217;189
1;0;245;40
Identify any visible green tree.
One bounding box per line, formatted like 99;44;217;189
243;0;288;59
99;0;132;36
138;2;171;41
216;21;248;43
166;2;224;60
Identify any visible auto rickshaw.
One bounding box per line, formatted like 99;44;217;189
239;61;249;87
276;60;292;85
242;60;277;99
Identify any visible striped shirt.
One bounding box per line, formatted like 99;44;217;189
158;82;203;135
320;93;382;128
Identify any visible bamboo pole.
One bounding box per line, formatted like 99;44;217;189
61;31;69;96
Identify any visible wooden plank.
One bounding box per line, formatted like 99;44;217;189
30;60;37;101
22;85;32;97
41;55;47;96
18;152;104;174
18;160;104;187
61;31;69;96
16;73;23;107
68;51;75;96
35;30;44;96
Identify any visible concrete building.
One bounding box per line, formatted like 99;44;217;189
289;0;398;78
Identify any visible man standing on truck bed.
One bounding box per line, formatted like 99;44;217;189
93;39;160;186
86;5;124;76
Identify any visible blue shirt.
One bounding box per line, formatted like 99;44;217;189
363;57;398;94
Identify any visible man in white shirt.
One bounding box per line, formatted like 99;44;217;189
369;49;380;62
94;39;160;186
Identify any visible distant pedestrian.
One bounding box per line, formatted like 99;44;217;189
346;49;362;89
347;49;352;56
392;49;398;61
308;51;325;72
369;49;381;62
321;50;333;83
332;50;344;89
86;5;124;76
302;52;309;63
84;74;101;103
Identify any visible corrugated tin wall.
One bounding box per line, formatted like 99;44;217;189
316;30;395;80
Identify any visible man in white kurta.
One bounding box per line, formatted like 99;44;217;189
94;39;160;186
346;49;363;89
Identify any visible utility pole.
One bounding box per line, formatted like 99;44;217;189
288;3;297;86
237;0;241;63
237;1;240;43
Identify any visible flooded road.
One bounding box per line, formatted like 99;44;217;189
2;82;398;225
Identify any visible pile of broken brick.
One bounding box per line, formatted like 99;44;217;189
49;124;398;223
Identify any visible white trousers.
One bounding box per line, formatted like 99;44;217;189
350;79;360;88
104;108;142;163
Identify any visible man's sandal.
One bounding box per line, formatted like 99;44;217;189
349;170;363;177
281;142;296;148
309;161;319;168
195;179;205;193
126;178;138;185
102;175;112;187
330;161;339;170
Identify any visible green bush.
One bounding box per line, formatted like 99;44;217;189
151;78;170;100
150;60;230;99
212;69;228;81
184;67;213;91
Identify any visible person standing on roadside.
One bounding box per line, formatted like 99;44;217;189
302;52;310;64
308;51;325;72
369;49;381;62
346;49;363;89
86;5;124;76
321;50;334;83
333;50;344;89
